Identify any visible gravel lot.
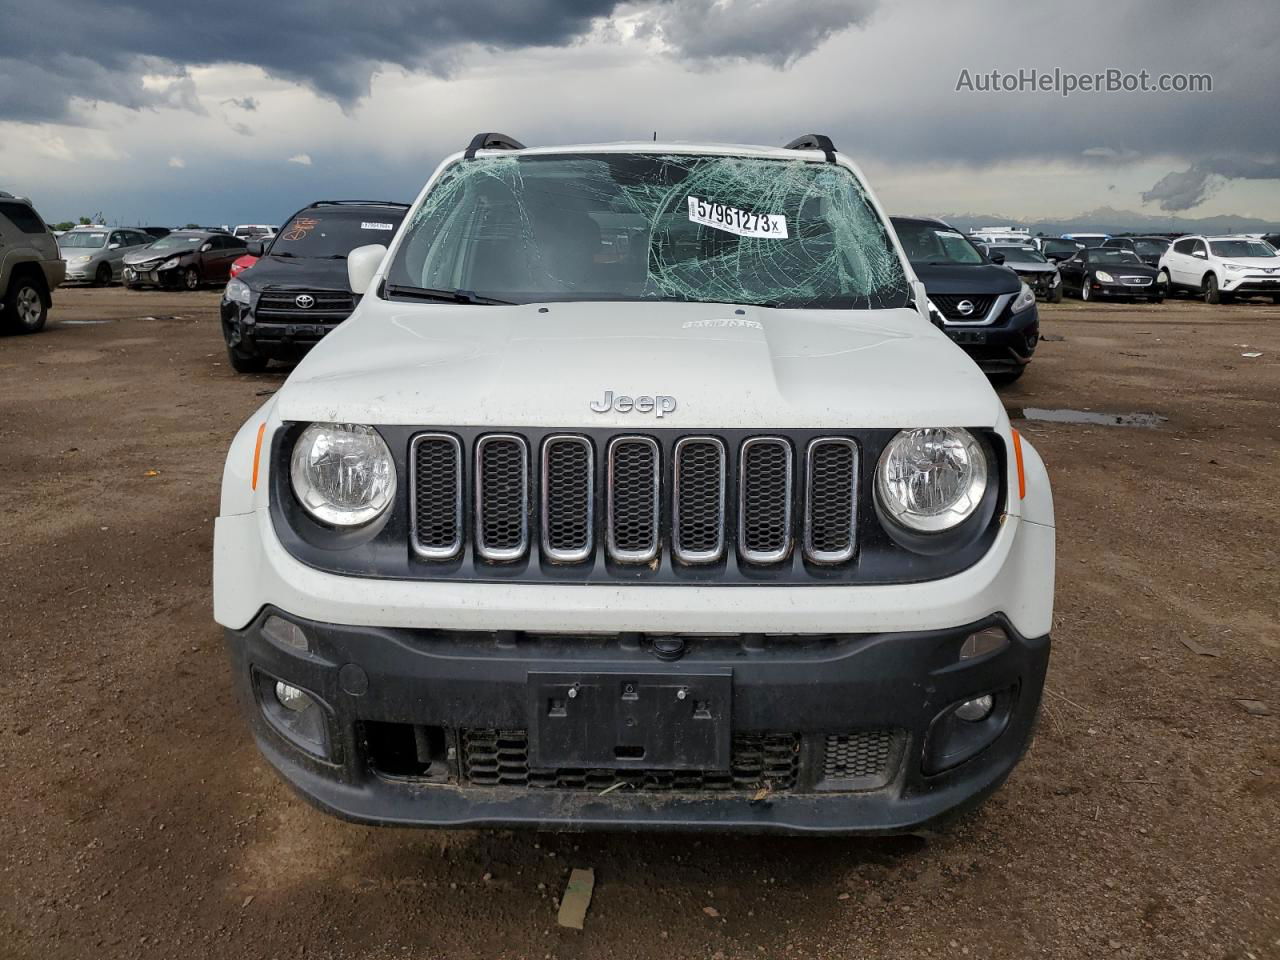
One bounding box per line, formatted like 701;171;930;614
1;287;1277;960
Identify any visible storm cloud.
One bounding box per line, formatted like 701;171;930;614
1143;158;1280;212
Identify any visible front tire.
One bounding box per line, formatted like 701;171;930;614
1049;285;1064;304
94;262;112;287
1156;270;1171;298
183;267;200;291
226;343;269;373
1080;279;1092;301
1203;274;1221;305
2;276;48;334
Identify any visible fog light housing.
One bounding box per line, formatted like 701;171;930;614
954;694;994;722
263;615;309;652
254;670;332;760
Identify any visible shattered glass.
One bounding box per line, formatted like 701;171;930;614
388;153;910;310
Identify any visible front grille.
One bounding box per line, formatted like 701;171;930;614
474;435;528;561
541;436;593;563
931;294;994;321
606;437;660;563
672;437;726;563
1119;276;1153;286
256;289;355;320
461;729;800;791
822;730;898;786
804;438;858;564
410;434;462;559
739;438;794;564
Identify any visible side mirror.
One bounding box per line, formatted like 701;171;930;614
989;252;1006;265
347;243;388;295
109;243;120;250
1192;249;1207;259
200;242;212;252
246;240;264;257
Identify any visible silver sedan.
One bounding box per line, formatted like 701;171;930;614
57;228;154;285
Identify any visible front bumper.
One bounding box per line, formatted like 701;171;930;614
226;608;1049;834
1221;275;1280;294
123;264;177;287
221;300;340;361
1087;279;1160;299
942;304;1039;374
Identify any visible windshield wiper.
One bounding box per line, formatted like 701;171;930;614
385;284;516;305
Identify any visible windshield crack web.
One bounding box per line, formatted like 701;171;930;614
397;153;908;309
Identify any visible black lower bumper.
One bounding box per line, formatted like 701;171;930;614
220;301;339;362
1089;282;1160;299
224;609;1050;834
943;305;1040;374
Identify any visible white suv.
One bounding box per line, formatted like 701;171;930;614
214;134;1056;834
1158;235;1280;304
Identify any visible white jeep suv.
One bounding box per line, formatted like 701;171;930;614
1158;235;1280;304
214;134;1056;834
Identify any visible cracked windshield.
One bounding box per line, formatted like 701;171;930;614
387;153;910;309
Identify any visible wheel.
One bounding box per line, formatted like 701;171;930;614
1049;285;1064;304
183;267;200;291
1;276;48;334
94;262;112;287
1203;274;1221;305
226;343;269;373
1156;270;1171;298
988;367;1026;386
1079;279;1091;301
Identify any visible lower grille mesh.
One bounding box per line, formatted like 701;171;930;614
823;730;897;782
461;730;800;791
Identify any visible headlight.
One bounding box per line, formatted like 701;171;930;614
224;277;251;305
876;428;988;533
70;255;92;264
290;423;396;527
1011;281;1035;312
161;257;181;270
1095;270;1115;283
1222;262;1246;272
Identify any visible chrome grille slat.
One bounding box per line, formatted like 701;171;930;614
804;437;858;564
606;436;660;563
474;434;529;562
738;437;794;564
672;436;726;564
410;433;463;560
541;436;594;563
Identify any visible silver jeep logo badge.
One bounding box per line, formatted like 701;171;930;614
590;390;677;418
956;299;976;316
295;294;315;309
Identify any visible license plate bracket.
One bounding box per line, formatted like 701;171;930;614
527;671;732;771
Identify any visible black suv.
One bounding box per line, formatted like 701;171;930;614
891;216;1039;384
220;200;409;372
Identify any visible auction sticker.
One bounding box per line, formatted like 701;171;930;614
361;221;395;231
687;196;788;238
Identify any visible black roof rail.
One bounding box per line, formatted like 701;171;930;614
464;132;526;160
783;134;837;164
307;200;411;208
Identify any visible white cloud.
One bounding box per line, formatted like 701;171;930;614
287;153;312;166
167;155;185;168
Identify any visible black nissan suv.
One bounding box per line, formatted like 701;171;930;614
891;216;1039;385
220;200;409;372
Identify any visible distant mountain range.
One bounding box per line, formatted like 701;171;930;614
913;206;1280;237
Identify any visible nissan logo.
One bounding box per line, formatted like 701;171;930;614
956;299;976;316
295;294;315;309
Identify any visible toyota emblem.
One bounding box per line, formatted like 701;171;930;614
295;294;315;309
956;299;976;316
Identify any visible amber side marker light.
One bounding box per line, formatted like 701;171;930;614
1011;429;1026;500
253;424;268;491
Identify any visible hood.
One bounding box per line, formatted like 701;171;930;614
275;300;1003;430
240;255;351;292
1092;261;1158;277
909;262;1022;296
124;247;187;266
1003;261;1058;275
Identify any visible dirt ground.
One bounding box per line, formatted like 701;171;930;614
1;287;1277;960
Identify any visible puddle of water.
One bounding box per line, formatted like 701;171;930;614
1008;407;1168;428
